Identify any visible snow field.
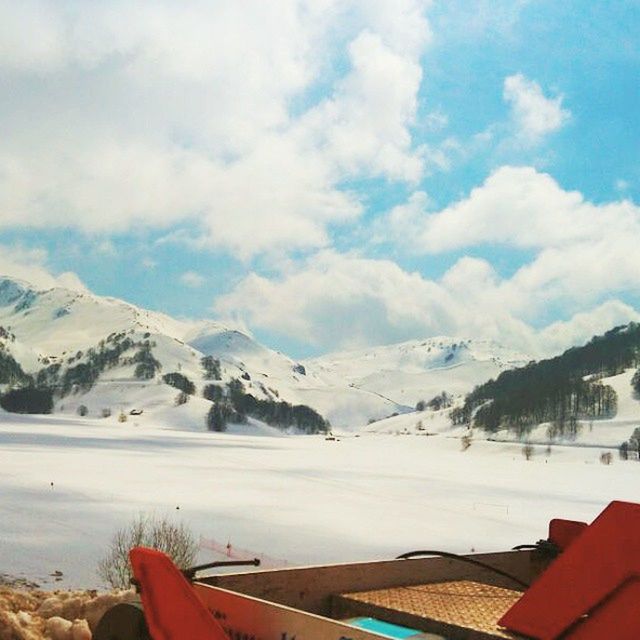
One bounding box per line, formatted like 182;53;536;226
1;414;637;590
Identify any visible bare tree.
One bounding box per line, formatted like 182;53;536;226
600;451;613;465
98;514;198;589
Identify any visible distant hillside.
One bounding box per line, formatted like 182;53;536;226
455;323;640;435
0;276;534;430
307;336;528;408
0;276;405;428
0;326;29;384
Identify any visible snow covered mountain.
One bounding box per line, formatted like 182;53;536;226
0;276;527;430
307;337;528;408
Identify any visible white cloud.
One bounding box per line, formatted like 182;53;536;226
0;0;431;257
371;190;431;249
296;30;425;183
214;251;456;351
372;166;640;333
0;245;87;292
354;0;433;57
503;73;570;144
213;249;640;357
0;0;67;72
538;301;640;356
180;271;206;288
502;233;640;318
381;166;640;255
217;163;640;355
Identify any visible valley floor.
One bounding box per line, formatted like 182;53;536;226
0;413;637;589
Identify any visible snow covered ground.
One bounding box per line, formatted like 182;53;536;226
363;368;640;446
1;412;638;590
1;277;636;593
308;337;528;410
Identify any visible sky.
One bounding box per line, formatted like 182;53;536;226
0;0;638;358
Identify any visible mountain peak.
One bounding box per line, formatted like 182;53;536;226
0;274;527;430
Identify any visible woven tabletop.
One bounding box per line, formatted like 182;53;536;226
339;581;523;639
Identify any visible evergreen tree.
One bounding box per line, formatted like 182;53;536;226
220;379;328;433
1;388;53;414
175;391;189;406
131;343;161;380
201;356;221;380
426;391;453;411
453;324;640;435
205;400;245;432
203;384;224;402
163;372;195;395
0;349;29;386
632;368;640;396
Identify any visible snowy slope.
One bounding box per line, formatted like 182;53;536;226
307;337;528;409
0;276;527;430
0;277;197;359
0;325;41;373
486;368;640;448
361;367;640;453
362;404;462;436
0;277;406;427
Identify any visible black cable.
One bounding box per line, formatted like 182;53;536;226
395;550;530;590
512;539;559;555
511;544;539;551
183;558;261;580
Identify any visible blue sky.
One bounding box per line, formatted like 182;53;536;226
0;1;638;358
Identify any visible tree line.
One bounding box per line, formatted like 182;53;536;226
204;378;329;434
0;331;160;414
451;323;640;434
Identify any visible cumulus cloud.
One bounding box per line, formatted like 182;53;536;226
213;249;640;357
0;0;431;258
217;164;640;356
0;0;67;72
297;29;425;183
0;245;87;292
372;190;432;250
380;166;640;255
503;73;570;144
538;301;640;356
180;271;205;288
369;166;640;335
214;251;456;351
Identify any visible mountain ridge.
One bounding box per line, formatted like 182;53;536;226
0;275;527;430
